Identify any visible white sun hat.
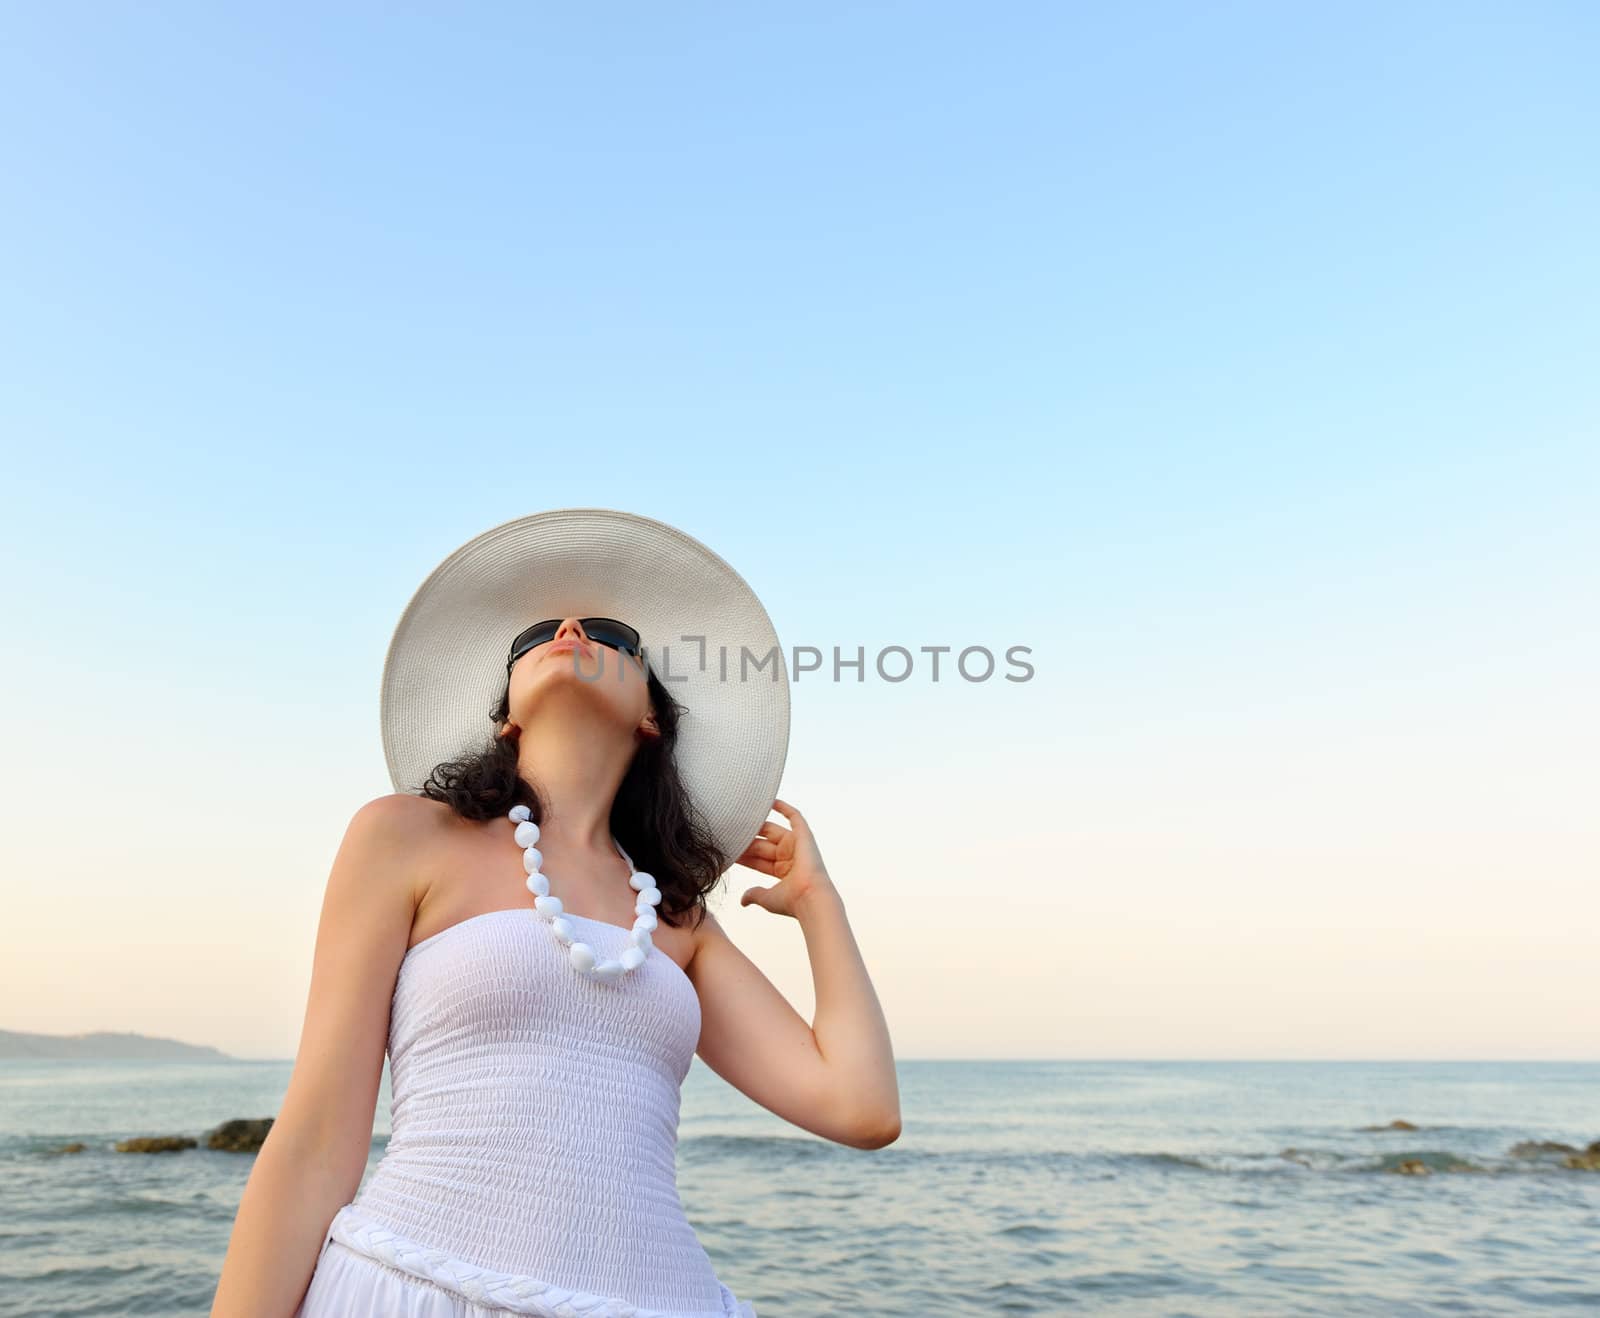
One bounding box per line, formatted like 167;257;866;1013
379;508;791;871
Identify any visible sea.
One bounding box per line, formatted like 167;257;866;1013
1;1059;1596;1316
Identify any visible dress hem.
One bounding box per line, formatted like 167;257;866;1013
319;1202;757;1318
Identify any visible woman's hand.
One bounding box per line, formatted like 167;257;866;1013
735;798;836;919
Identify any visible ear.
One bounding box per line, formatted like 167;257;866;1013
639;709;661;740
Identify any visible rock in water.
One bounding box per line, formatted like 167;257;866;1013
115;1135;197;1153
207;1117;275;1152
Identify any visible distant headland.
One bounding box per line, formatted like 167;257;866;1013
0;1029;233;1061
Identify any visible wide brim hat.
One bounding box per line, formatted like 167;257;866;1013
380;508;790;871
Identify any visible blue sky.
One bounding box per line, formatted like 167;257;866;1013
1;4;1594;1059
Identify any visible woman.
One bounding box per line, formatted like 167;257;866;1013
211;509;901;1318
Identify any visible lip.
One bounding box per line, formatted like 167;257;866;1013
544;638;591;659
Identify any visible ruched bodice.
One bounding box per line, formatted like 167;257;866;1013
317;899;755;1317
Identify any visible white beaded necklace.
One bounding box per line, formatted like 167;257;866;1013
508;804;662;981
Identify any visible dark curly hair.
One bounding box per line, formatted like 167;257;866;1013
414;668;728;931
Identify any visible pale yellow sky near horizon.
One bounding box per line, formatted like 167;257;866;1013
5;632;1595;1063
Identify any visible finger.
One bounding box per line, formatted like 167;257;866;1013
770;799;810;835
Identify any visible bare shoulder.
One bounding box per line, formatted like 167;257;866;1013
339;793;453;904
345;791;447;842
350;791;450;828
686;903;733;969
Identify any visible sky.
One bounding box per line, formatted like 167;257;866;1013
0;3;1594;1061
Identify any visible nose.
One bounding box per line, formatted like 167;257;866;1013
552;617;588;645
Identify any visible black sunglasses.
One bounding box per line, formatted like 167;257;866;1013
506;617;644;672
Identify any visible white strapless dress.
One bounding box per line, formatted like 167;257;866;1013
294;903;757;1317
